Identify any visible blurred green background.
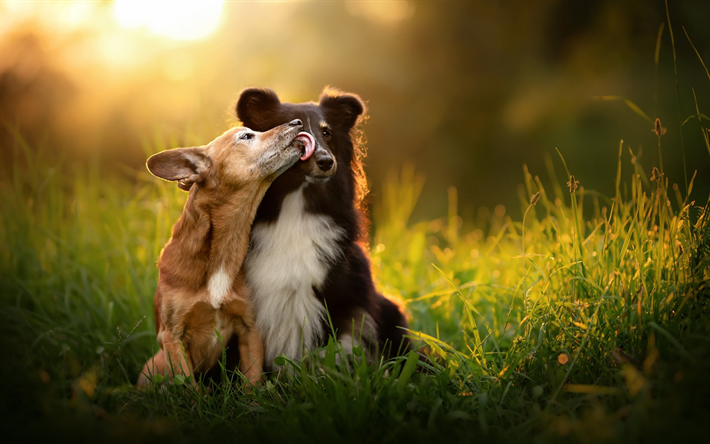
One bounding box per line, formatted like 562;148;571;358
1;0;708;219
2;4;710;441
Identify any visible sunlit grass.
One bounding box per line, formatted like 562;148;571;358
1;116;708;443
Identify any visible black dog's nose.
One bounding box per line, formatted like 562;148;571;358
316;155;334;172
289;119;302;127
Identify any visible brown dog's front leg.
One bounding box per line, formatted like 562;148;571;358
161;332;197;387
225;293;264;388
237;324;264;387
137;349;167;387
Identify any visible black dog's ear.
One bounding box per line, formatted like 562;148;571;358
236;88;281;131
319;88;366;131
146;147;212;191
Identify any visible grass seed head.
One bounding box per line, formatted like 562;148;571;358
653;117;667;136
530;191;541;206
650;166;664;183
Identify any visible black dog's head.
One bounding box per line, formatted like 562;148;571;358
236;87;366;185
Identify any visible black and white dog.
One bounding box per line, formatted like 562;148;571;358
236;87;411;369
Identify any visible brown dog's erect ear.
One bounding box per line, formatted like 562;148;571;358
236;87;281;131
146;147;211;191
319;88;366;131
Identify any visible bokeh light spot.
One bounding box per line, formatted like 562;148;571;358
113;0;224;41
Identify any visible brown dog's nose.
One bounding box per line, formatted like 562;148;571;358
315;153;334;172
289;119;302;127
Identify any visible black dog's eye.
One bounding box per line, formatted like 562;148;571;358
322;129;331;138
240;133;254;140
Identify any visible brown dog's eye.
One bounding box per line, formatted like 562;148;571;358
322;129;331;138
240;133;254;140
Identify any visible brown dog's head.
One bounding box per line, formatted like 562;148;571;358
236;87;365;185
146;120;306;191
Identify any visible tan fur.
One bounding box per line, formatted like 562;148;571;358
137;122;304;388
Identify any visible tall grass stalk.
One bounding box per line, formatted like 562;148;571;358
665;0;689;191
2;124;709;443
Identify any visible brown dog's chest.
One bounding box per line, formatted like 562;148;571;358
158;284;252;372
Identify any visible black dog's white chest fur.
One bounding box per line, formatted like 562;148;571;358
244;184;344;367
236;87;412;369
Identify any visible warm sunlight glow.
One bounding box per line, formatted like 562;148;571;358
346;0;414;25
113;0;224;41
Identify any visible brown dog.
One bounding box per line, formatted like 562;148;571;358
137;119;314;387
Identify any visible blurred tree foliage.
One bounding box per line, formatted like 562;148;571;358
1;0;708;219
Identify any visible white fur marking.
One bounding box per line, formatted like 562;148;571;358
208;265;231;309
245;185;344;366
338;333;356;357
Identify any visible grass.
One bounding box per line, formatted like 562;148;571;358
2;27;709;439
1;123;709;443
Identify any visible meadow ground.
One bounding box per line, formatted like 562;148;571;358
1;117;708;443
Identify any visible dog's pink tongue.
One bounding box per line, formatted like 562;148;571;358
295;132;315;161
